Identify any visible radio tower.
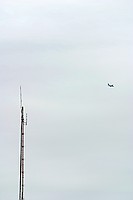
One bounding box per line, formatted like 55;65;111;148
19;87;27;200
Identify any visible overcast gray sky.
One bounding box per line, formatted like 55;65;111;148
0;0;133;200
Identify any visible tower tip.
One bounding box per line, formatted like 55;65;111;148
20;86;23;108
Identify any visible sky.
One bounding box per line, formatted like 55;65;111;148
0;0;133;199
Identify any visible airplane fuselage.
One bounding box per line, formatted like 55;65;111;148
108;83;114;87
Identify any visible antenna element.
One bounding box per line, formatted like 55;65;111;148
20;86;23;108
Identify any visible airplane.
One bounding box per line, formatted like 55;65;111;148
108;83;114;87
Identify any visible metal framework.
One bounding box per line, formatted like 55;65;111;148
19;87;27;200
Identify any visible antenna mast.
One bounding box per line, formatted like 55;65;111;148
19;87;27;200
